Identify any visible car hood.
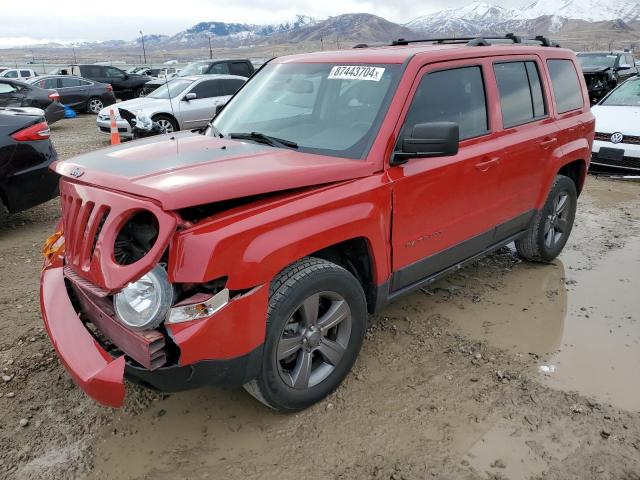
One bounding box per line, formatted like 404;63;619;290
99;97;168;116
582;66;612;74
592;105;640;136
53;132;376;211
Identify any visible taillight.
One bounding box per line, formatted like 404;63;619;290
48;91;60;102
106;85;113;93
11;121;51;141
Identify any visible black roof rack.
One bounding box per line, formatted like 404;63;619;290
389;33;560;48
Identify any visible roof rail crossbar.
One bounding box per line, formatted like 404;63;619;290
390;34;560;48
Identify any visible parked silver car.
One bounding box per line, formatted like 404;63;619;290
96;75;246;138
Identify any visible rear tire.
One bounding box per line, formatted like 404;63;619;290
515;175;577;262
151;114;178;134
244;257;367;412
86;97;104;114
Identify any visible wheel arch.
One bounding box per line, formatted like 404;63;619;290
557;158;587;196
151;112;180;131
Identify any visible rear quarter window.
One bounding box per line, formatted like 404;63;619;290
546;59;584;114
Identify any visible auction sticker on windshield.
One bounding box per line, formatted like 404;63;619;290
328;66;385;81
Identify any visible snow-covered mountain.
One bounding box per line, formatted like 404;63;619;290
520;0;640;23
407;0;640;35
406;3;517;35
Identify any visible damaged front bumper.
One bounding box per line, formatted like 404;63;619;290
40;262;268;407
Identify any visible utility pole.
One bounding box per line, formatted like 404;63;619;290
208;35;213;59
72;45;77;64
320;36;324;51
139;30;147;64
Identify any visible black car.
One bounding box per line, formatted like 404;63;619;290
0;79;65;124
0;107;59;214
26;75;116;114
577;51;639;102
140;59;255;96
51;64;152;100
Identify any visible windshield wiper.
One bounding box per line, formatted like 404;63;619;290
229;132;298;150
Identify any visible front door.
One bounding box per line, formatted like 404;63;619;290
389;60;503;292
179;79;226;128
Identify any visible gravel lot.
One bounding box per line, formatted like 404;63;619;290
0;115;639;480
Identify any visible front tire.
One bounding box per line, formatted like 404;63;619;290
151;114;178;134
244;257;367;411
515;175;577;262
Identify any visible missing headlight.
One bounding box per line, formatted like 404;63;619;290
114;211;159;265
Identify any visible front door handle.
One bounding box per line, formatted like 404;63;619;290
539;137;558;148
475;157;500;172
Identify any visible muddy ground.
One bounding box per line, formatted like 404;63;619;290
0;115;639;480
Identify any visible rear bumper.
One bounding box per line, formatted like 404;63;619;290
0;163;59;213
40;263;268;407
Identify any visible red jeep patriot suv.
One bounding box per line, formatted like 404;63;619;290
41;35;594;411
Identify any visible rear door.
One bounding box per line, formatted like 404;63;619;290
179;79;224;128
58;77;86;108
489;57;558;229
389;60;504;291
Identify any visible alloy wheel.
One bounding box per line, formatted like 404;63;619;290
156;119;174;133
88;99;103;114
277;291;352;389
544;192;569;248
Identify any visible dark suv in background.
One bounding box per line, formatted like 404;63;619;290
140;58;255;96
51;65;152;100
577;51;638;102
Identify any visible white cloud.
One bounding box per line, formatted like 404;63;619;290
0;0;527;45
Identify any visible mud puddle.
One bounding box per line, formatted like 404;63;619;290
445;180;640;412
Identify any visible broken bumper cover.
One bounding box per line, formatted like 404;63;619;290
41;264;268;407
40;266;126;407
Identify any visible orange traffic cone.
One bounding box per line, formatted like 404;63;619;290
109;108;121;145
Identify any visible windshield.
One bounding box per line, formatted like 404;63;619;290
577;53;618;68
601;79;640;106
146;79;193;99
211;62;400;159
178;62;211;76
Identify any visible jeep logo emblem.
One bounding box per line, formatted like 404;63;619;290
69;167;84;178
610;132;623;144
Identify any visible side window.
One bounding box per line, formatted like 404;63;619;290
5;70;18;78
79;79;93;86
105;67;125;79
493;61;547;128
222;78;245;95
60;77;82;88
190;80;223;98
400;66;488;142
209;63;229;74
20;70;31;77
0;83;17;94
626;55;635;67
547;59;584;114
83;66;101;78
230;62;251;77
42;78;60;89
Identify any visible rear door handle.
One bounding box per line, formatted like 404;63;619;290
475;157;500;172
539;137;558;148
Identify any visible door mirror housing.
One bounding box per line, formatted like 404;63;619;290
184;92;197;101
392;122;460;165
215;103;225;115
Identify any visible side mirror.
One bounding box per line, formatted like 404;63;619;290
215;103;225;115
184;92;197;101
392;122;459;165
